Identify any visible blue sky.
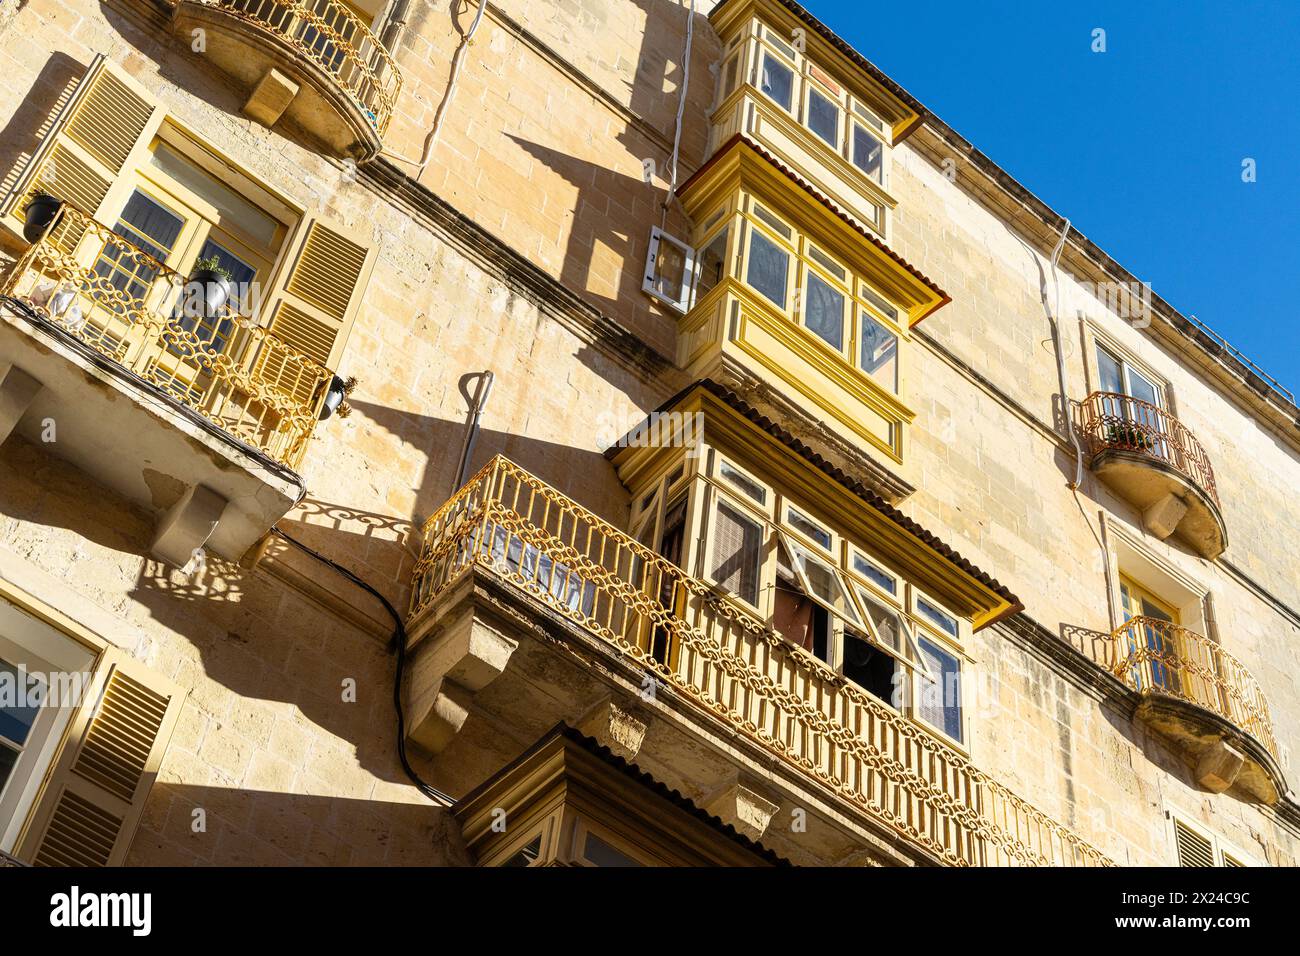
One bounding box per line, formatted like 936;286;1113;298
807;0;1300;397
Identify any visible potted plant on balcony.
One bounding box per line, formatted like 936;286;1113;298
22;192;64;242
1106;422;1154;451
186;254;234;319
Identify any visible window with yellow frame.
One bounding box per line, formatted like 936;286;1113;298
643;449;971;745
642;194;905;406
723;197;904;395
719;22;892;192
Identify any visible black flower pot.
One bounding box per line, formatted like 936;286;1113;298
319;374;348;420
188;269;233;319
22;193;63;243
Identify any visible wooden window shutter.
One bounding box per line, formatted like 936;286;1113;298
260;216;374;379
1173;818;1215;867
1;54;165;239
15;647;182;867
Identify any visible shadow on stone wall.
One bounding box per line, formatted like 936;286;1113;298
128;782;471;866
0;53;86;232
1060;622;1114;670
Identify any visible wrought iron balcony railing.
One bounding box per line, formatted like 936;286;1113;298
410;456;1111;867
1075;391;1220;509
193;0;402;135
1113;616;1277;759
1;203;332;469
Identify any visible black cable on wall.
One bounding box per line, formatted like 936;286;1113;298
271;526;455;807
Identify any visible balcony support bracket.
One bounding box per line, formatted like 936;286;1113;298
0;364;43;445
1142;491;1189;540
243;68;301;128
577;696;648;762
151;483;227;568
1195;738;1246;794
701;774;782;841
407;584;519;753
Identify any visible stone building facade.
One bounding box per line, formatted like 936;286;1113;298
0;0;1293;867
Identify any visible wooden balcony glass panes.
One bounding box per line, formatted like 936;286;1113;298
409;456;1108;867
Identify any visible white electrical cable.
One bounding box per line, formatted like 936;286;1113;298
383;0;490;172
661;0;695;228
1048;217;1085;489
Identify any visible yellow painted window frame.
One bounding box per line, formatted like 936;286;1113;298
733;193;908;397
744;23;893;191
740;201;798;313
1118;574;1181;625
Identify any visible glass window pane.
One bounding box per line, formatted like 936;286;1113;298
148;144;280;249
176;238;258;356
917;596;959;637
856;587;906;655
695;227;729;300
720;460;765;505
807;88;839;146
808;246;846;281
746;230;789;308
582;832;643;867
804;272;845;351
651;236;688;303
117;191;185;261
853;100;885;131
752;204;792;239
786;507;831;549
1096;346;1124;395
852;125;883;182
861;284;899;322
786;537;861;625
711;502;763;605
1128;367;1159;408
918;637;962;741
860;313;898;391
760;53;794;111
0;660;44;747
0;742;16;795
501;836;542;867
852;553;896;595
94;190;185;302
721;56;740;100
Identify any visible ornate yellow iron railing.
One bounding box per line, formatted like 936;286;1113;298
1113;616;1276;758
1075;391;1220;508
410;456;1111;867
0;203;332;469
195;0;402;135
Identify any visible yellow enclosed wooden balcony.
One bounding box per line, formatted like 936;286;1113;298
1076;391;1227;560
1113;616;1282;803
662;137;947;479
0;203;332;564
408;456;1109;867
171;0;400;160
